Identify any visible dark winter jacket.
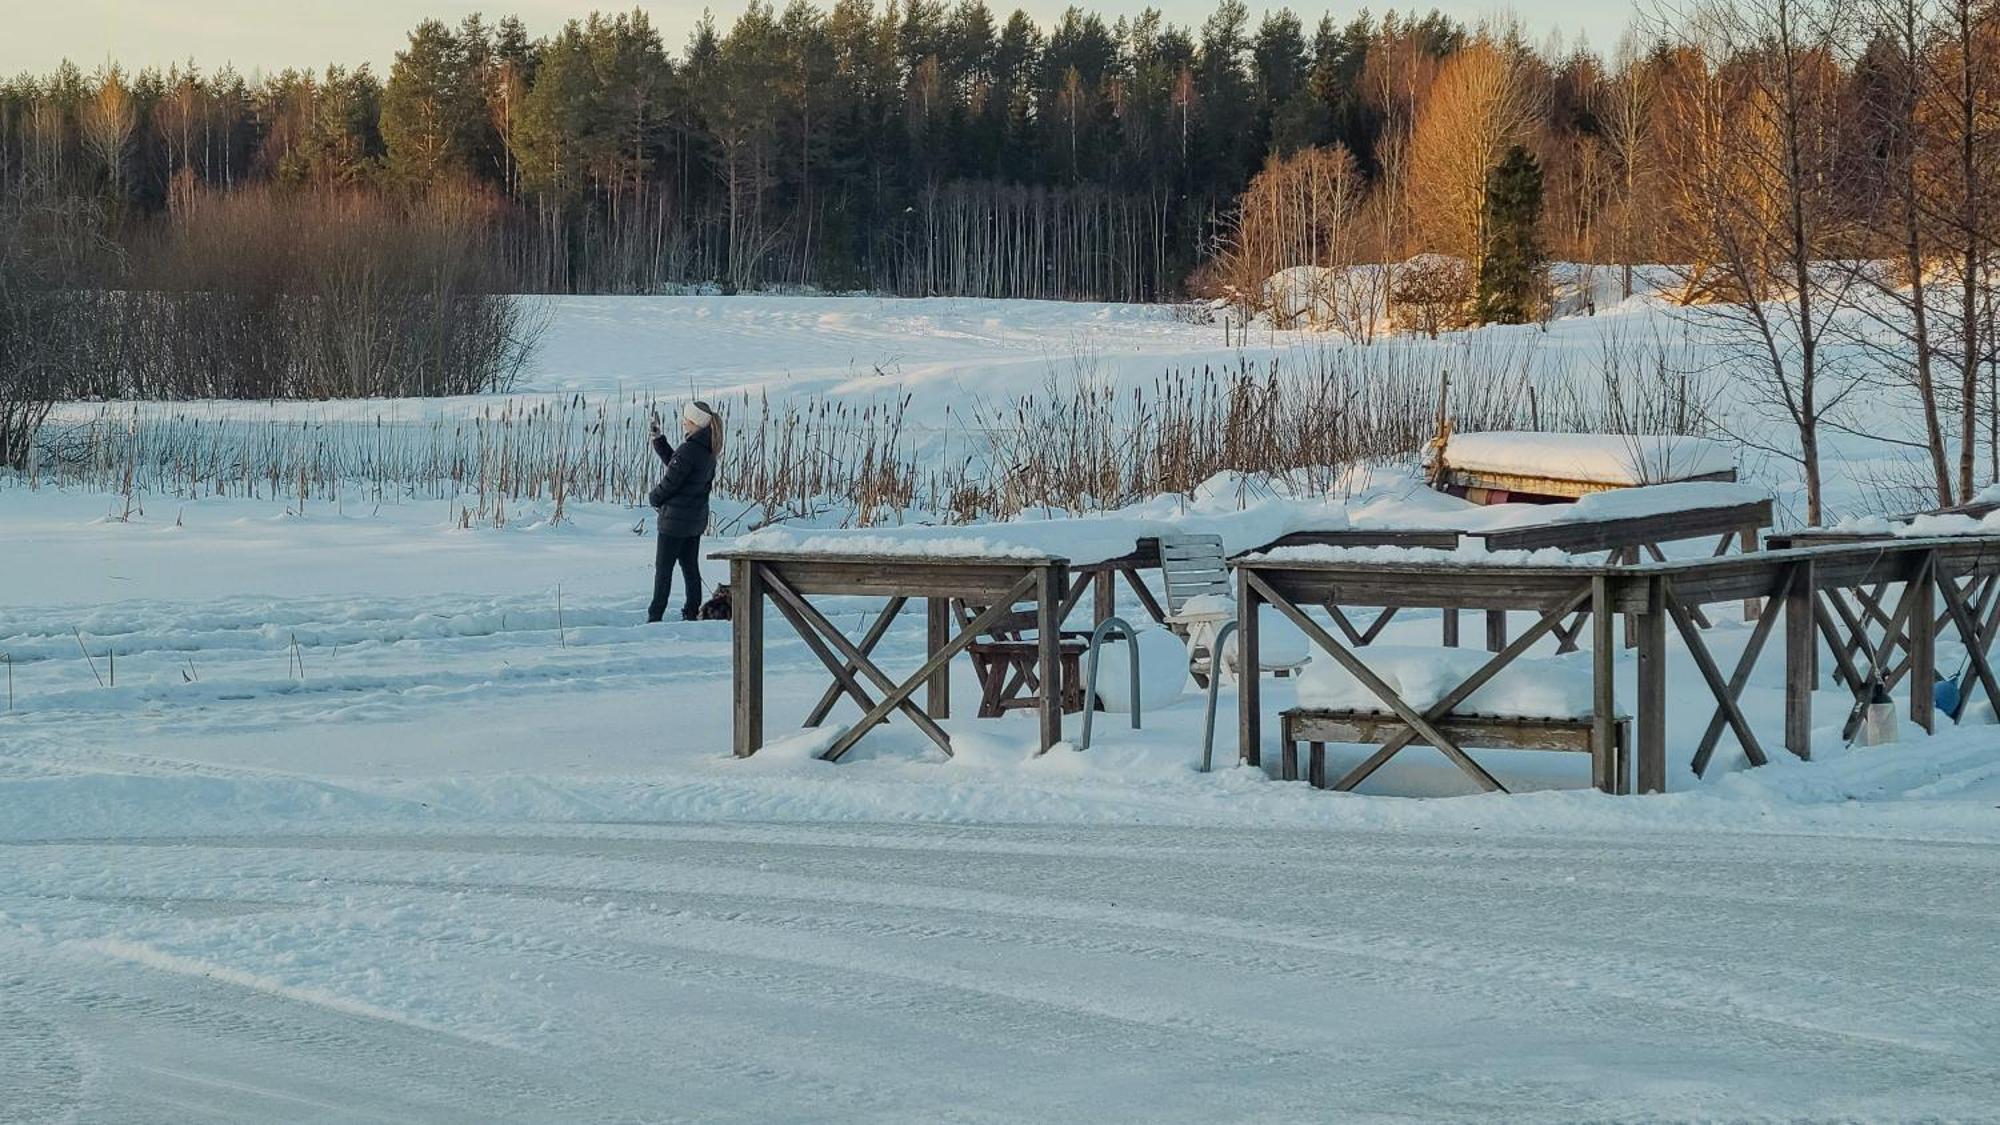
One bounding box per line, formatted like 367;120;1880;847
648;428;717;536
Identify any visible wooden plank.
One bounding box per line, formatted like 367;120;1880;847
1359;606;1399;645
804;597;907;727
731;558;765;758
1553;608;1587;654
1290;711;1595;752
821;575;1039;763
1262;529;1464;550
1785;561;1816;760
1092;571;1115;626
1645;541;1714;627
1937;567;2000;722
754;557;1040;601
1057;570;1094;623
1909;553;1936;735
1327;585;1593;791
1325;603;1367;646
1666;586;1767;769
1485;610;1507;653
1479;500;1771;554
1690;571;1788;777
711;547;1056;566
1591;576;1617;794
1037;563;1066;755
1440;467;1739;502
1249;571;1506;793
1813;593;1868;693
927;597;951;719
1237;564;1262;769
1635;577;1669;793
765;574;954;754
1120;567;1167;624
768;589;886;730
1840;582;1919;691
1740;526;1763;622
1243;565;1600;613
1442;609;1460;648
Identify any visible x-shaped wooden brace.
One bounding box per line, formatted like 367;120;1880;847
1818;582;1916;692
1325;604;1398;647
1672;572;1784;776
1937;568;2000;722
801;596;907;728
764;569;1039;763
1249;572;1597;795
1552;609;1591;653
1120;567;1167;623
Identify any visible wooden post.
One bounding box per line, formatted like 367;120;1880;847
1635;576;1668;793
1485;609;1507;653
1238;565;1262;769
1036;563;1065;754
1093;571;1116;626
926;597;951;720
1741;526;1763;622
1591;575;1619;794
1908;554;1936;735
1617;547;1640;650
1442;609;1460;648
1785;560;1816;760
731;558;765;758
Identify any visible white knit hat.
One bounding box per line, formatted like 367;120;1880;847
682;402;712;428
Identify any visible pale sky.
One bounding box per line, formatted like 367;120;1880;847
5;1;1641;78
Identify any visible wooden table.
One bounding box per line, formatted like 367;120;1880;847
711;548;1073;761
1232;535;2000;795
710;500;1796;778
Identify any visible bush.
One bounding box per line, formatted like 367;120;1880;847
0;190;110;471
74;186;541;401
1388;255;1472;339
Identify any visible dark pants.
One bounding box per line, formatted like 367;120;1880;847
649;534;703;622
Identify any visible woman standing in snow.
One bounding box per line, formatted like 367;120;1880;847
646;401;721;623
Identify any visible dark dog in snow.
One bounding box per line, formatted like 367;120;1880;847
696;584;732;621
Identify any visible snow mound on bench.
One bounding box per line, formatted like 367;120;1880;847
1296;644;1597;720
1443;432;1736;486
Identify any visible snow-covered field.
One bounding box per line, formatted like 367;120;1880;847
6;294;2000;1121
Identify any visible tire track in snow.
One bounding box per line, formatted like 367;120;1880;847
13;828;1994;1121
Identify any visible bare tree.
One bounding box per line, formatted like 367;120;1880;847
1845;0;1955;504
1407;36;1544;274
1921;0;2000;500
81;67;136;201
1220;144;1367;329
1600;32;1658;299
1656;0;1863;524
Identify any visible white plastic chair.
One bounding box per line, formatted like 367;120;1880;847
1157;534;1309;683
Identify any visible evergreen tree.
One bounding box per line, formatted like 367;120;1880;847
1475;144;1546;325
1250;9;1307;153
380;19;485;190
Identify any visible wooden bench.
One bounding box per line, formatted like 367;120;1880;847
959;604;1091;718
1281;708;1631;794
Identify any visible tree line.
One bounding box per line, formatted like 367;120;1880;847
3;3;1480;300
